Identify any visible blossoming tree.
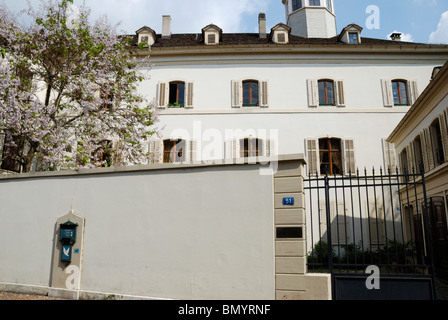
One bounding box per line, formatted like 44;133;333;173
0;0;158;172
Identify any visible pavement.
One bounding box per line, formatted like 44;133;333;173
0;291;67;300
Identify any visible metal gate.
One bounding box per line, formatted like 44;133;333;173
304;168;438;300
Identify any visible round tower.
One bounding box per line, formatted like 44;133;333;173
282;0;337;38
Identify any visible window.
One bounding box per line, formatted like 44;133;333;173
100;89;114;110
381;79;418;107
399;148;409;175
392;80;409;106
306;138;355;176
413;136;424;174
309;0;321;6
1;136;25;173
319;138;342;175
93;140;113;167
318;80;335;106
232;80;268;108
158;81;193;108
169;81;185;107
163;139;185;163
348;33;359;44
207;34;216;44
240;138;262;158
292;0;303;11
430;118;445;166
242;81;259;107
326;0;333;11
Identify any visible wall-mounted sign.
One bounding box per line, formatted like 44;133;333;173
283;197;295;206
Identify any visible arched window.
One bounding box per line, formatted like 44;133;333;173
169;81;185;107
392;80;409;106
163;139;185;163
242;80;259;107
318;79;335;106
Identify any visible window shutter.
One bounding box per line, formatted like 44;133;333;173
306;138;319;175
224;139;241;160
158;82;168;108
185;82;194;109
406;143;416;174
381;79;393;107
331;203;351;245
424;127;435;171
369;201;386;246
382;139;397;174
420;131;429;173
307;79;319;108
407;80;419;105
335;80;345;107
189;140;198;164
319;200;328;242
259;80;269;108
231;80;242;108
264;138;276;157
439;112;448;161
149;139;163;164
112;140;124;166
343;139;356;175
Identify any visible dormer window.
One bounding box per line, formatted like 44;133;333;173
338;24;363;44
348;32;359;44
202;24;222;45
135;26;156;48
270;23;291;44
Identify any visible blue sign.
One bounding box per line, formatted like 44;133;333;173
61;245;72;263
283;197;295;206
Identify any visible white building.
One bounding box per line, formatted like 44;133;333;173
131;1;448;177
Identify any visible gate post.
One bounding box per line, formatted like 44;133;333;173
274;154;331;300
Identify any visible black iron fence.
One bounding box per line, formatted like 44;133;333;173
304;168;437;279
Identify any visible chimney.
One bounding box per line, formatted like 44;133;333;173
162;15;171;39
259;13;267;38
390;32;402;41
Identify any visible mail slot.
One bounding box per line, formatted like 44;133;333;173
276;227;303;239
59;221;78;245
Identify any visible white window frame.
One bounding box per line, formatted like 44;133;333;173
158;80;194;109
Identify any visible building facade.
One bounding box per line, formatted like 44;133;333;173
388;60;448;275
129;1;448;178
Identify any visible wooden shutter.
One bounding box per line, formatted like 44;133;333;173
382;139;397;174
335;80;345;107
158;82;168;108
419;132;429;173
439;112;448;161
407;80;419;105
369;201;386;246
381;79;394;107
259;80;269;108
306;138;319;175
320;201;351;245
224;139;241;160
149;139;163;164
185;82;194;109
231;80;242;108
343;139;356;175
406;143;416;174
424;127;435;171
264;139;276;157
307;79;319;108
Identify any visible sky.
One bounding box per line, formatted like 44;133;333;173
2;0;448;44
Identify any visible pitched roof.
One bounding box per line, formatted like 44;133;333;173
123;32;441;49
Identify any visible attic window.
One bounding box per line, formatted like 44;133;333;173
277;33;286;43
208;34;216;44
348;33;359;44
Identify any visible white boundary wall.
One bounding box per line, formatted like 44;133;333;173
0;161;276;300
